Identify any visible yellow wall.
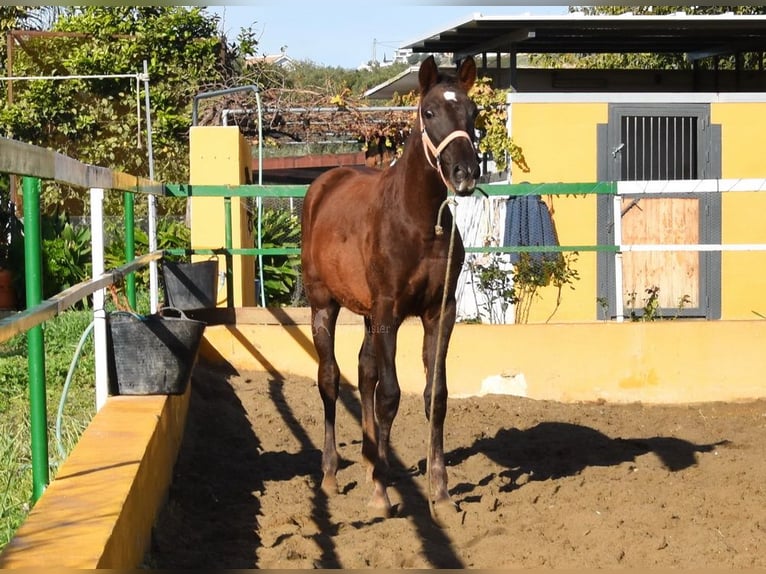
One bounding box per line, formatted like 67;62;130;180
511;103;606;184
510;103;609;322
189;126;256;307
185;104;766;322
199;310;766;405
712;103;766;319
713;102;766;178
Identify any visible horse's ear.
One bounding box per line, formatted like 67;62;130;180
418;55;439;95
457;56;477;92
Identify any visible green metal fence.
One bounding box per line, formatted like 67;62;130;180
7;133;763;506
1;144;612;503
162;181;618;259
0;136;163;502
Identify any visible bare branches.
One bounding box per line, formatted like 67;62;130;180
195;82;416;156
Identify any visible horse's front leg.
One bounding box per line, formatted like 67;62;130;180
358;317;378;484
368;306;401;516
421;299;457;507
311;303;341;495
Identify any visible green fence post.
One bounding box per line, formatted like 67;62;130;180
124;191;136;309
22;176;49;502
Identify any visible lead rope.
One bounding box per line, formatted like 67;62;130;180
427;196;458;526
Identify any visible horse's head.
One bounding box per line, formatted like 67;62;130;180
418;55;481;196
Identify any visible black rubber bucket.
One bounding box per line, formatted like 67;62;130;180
162;259;219;310
107;308;206;395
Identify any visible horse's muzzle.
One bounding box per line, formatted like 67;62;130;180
452;162;481;196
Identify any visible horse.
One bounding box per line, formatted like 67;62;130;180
300;55;480;517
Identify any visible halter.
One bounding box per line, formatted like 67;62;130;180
419;107;474;193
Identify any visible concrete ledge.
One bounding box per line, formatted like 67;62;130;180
0;388;190;569
198;309;766;404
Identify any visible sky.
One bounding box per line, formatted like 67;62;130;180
205;3;569;69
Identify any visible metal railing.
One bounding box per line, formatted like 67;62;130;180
166;178;766;322
0;136;164;502
4;131;766;504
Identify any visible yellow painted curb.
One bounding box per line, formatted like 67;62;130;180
197;308;766;405
0;388;189;569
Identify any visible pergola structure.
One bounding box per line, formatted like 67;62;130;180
406;12;766;60
273;12;766;180
366;12;766;98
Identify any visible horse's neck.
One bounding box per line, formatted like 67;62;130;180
390;131;447;213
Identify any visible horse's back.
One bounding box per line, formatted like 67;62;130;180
303;166;380;217
302;166;382;238
301;166;384;314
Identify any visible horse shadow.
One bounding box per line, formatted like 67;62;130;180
143;361;265;569
443;421;728;499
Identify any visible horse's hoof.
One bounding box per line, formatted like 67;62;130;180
367;493;392;518
367;501;392;518
435;497;459;513
432;498;461;528
320;475;339;496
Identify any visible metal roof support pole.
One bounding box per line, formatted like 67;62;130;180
509;47;518;91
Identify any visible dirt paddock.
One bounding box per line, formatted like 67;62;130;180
145;363;766;569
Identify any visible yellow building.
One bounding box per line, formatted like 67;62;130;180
505;93;766;323
396;13;766;323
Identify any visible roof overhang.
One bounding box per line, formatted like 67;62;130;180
363;65;437;99
403;13;766;61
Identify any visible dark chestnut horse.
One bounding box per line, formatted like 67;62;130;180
301;55;479;517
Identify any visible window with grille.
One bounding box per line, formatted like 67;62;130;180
620;115;698;181
597;104;721;320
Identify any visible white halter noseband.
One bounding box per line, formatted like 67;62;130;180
419;107;474;193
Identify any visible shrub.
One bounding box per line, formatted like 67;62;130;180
254;208;301;306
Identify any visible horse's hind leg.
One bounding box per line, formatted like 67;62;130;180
421;300;457;508
311;301;341;495
367;308;401;516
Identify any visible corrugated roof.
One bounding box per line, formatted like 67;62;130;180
403;13;766;60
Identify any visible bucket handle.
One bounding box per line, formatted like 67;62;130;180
109;310;144;321
159;306;191;321
108;307;191;321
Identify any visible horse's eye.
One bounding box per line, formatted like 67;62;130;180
424;109;435;120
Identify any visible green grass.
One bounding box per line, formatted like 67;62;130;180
0;307;102;551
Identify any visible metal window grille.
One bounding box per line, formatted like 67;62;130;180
620;115;698;181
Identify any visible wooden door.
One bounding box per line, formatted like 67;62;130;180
621;196;699;311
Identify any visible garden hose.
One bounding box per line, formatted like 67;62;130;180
55;320;95;460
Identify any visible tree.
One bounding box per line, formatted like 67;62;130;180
470;76;527;174
0;7;253;215
0;6;62;39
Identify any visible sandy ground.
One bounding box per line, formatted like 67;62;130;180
145;362;766;569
